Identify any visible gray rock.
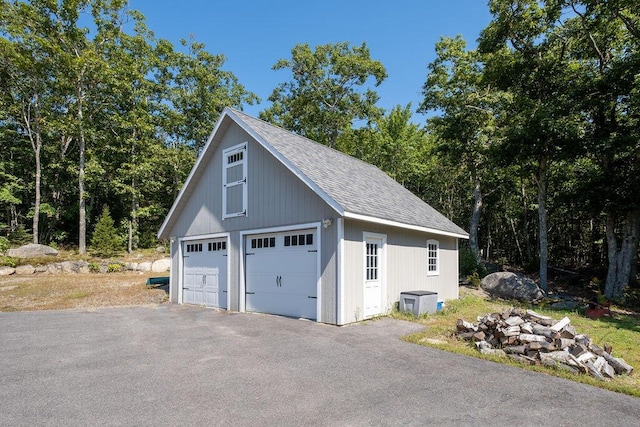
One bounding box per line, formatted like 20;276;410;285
7;244;59;258
155;246;166;253
34;265;49;274
47;263;63;274
138;261;152;272
549;300;581;310
0;266;16;276
15;264;35;275
124;262;138;271
481;272;545;302
60;261;89;274
151;258;170;273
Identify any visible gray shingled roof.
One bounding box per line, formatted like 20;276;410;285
230;108;468;237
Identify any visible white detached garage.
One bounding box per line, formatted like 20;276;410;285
158;108;468;325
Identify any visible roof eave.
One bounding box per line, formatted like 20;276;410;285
343;212;469;239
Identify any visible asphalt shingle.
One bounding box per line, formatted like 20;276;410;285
230;108;468;237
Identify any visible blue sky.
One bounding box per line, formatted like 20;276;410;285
133;0;493;123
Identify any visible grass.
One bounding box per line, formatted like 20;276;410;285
391;287;640;397
0;272;168;312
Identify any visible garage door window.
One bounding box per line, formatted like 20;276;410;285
251;237;276;249
222;143;247;219
284;233;313;247
186;243;202;253
208;241;226;251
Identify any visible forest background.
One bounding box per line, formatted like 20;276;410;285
1;0;638;301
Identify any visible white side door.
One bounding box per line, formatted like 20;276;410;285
363;234;384;318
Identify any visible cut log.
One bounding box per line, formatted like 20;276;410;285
505;316;525;327
603;362;616;379
457;332;476;340
593;356;607;372
575;335;591;346
528;341;554;351
532;325;559;340
570;344;589;357
526;310;554;326
560;325;576;339
475;340;491;350
585;361;605;381
554;338;575;350
550;316;571;332
590;343;604;356
500;325;521;337
472;331;486;341
456;319;476;332
602;353;634;375
503;345;527;355
520;322;533;334
576;352;596;363
519;333;549;343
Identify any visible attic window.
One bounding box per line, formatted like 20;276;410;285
222;143;247;219
427;239;439;276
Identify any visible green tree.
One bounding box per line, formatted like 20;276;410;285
90;205;121;257
260;42;387;149
421;36;507;262
478;0;585;291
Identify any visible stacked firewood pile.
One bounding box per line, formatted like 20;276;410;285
456;308;633;380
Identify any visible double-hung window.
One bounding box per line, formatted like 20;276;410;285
222;143;247;219
427;239;439;276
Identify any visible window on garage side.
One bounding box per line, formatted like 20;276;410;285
427;239;439;276
222;143;247;219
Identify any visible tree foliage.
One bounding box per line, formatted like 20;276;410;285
260;42;387;149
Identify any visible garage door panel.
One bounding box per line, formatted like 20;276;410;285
245;229;317;320
183;238;227;308
246;292;317;320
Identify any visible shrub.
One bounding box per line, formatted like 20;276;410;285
107;263;123;273
90;206;123;258
0;255;17;268
459;245;486;277
88;262;100;273
0;236;9;254
8;226;30;245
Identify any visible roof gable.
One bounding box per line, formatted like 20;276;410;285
158;108;468;239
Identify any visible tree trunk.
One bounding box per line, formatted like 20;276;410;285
22;93;43;244
604;209;640;299
77;84;87;254
469;173;483;261
537;155;549;292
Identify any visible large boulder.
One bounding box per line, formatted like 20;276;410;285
481;272;545;302
151;258;170;273
7;244;58;259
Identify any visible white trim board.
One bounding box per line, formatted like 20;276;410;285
344;212;469;239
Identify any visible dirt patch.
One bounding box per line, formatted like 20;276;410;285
0;272;168;312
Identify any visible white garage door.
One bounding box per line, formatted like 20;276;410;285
183;238;227;309
245;229;317;320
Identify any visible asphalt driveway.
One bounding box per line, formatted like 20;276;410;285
1;306;639;426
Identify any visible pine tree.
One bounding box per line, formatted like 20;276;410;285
90;206;122;257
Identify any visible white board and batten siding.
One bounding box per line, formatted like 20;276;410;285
341;219;459;324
